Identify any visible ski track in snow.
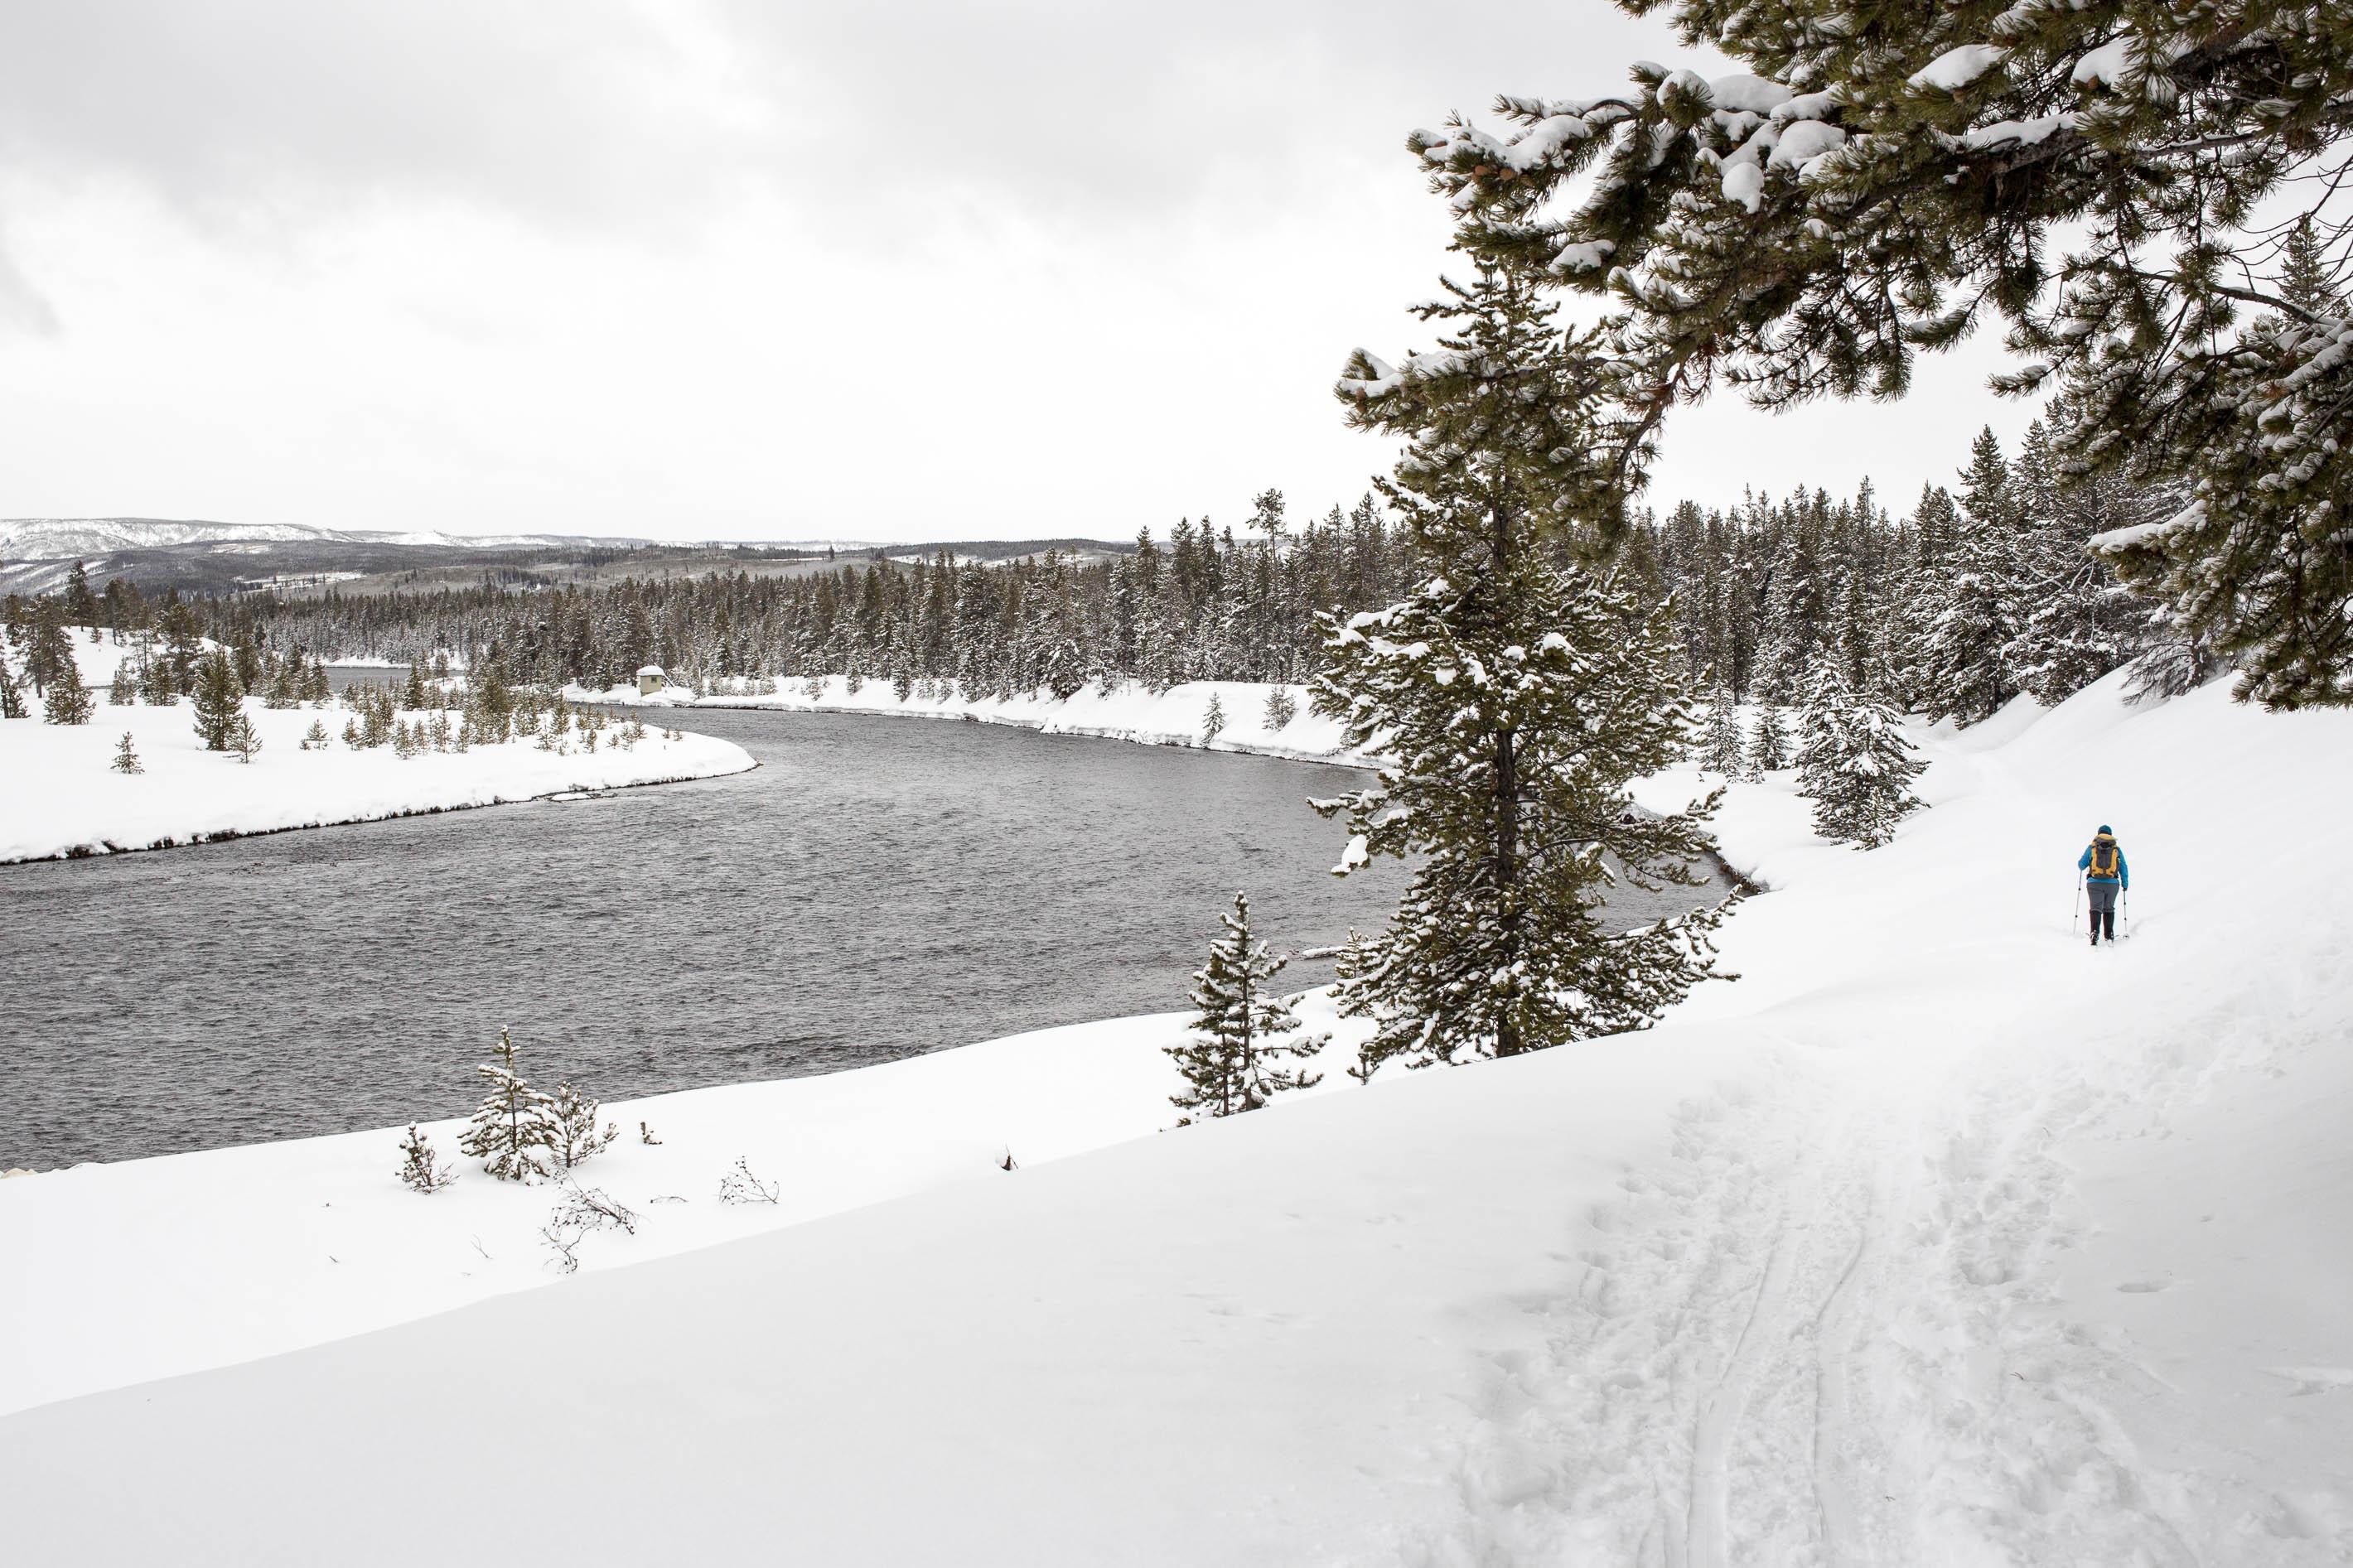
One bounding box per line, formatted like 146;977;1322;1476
1413;1049;2238;1566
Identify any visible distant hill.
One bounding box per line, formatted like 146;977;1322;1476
0;517;1130;597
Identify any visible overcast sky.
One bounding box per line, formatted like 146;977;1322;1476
0;2;2041;544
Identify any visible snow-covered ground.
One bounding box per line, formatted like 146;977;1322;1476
3;671;2347;1564
567;673;1365;764
0;695;754;862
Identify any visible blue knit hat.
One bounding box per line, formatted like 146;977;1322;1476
2097;824;2113;834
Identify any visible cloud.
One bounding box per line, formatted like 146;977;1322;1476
0;3;2014;543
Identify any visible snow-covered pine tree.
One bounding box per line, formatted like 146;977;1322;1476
1320;263;1727;1071
396;1124;457;1194
1795;661;1926;850
1167;892;1324;1121
1745;704;1792;774
544;1082;618;1170
1920;429;2025;726
111;731;143;774
227;712;263;764
1698;685;1744;774
1263;685;1298;730
457;1028;557;1183
301;719;329;750
190;650;244;750
41;645;91;725
107;660;136;707
1201;691;1226;745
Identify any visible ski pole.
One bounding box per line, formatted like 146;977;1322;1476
2073;872;2082;934
2122;888;2129;939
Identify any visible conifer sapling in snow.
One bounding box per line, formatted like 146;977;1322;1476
1167;892;1326;1122
457;1027;557;1182
110;731;143;774
396;1124;457;1194
1263;685;1299;730
227;712;263;764
108;661;135;707
1201;691;1226;745
544;1081;618;1170
1795;662;1927;850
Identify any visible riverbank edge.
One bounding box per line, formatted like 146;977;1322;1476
0;757;761;867
564;678;1378;770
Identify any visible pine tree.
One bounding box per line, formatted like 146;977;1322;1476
227;712;263;764
1263;685;1298;730
457;1028;556;1183
1201;690;1226;745
107;660;136;707
1795;662;1926;850
190;650;244;750
401;660;428;711
1920;429;2026;726
1698;685;1744;774
1321;263;1727;1070
110;731;143;774
1745;705;1792;774
302;718;330;750
544;1082;618;1170
42;645;92;725
0;657;22;720
61;561;97;629
396;1125;457;1194
140;651;179;706
1167;893;1324;1121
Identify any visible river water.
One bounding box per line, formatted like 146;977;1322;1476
1;707;1727;1170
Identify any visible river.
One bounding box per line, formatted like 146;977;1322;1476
0;706;1728;1169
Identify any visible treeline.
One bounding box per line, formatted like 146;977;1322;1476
9;426;2186;726
1631;420;2193;724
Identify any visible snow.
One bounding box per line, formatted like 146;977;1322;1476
1707;73;1794;114
1767;119;1848;172
1910;43;2008;91
5;673;2351;1562
2071;36;2137;87
0;698;754;863
563;674;1369;766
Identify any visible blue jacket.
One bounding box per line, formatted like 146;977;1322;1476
2079;839;2128;889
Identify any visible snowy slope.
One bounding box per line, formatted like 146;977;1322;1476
3;673;2348;1564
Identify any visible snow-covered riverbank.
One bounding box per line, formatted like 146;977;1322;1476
565;673;1369;765
0;701;755;863
4;671;2347;1564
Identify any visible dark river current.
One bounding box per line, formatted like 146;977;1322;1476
1;706;1727;1169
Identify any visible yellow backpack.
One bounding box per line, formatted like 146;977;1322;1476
2088;839;2120;879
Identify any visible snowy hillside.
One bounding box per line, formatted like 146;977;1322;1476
2;673;2346;1564
0;518;647;558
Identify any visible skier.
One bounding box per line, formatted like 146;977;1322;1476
2078;825;2128;946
